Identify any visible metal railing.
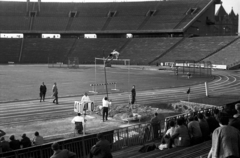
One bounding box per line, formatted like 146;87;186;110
0;122;162;158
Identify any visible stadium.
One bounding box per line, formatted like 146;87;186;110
0;0;240;157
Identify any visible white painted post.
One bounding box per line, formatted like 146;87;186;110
205;82;209;97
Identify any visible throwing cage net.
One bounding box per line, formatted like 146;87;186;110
174;60;212;77
68;57;79;68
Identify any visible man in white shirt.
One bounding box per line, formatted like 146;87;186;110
102;97;111;122
81;93;92;111
71;113;85;134
81;92;91;104
109;50;120;60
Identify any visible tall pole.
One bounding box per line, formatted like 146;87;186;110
104;60;109;98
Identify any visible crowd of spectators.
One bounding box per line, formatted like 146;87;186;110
159;103;240;158
160;109;220;150
0;131;44;153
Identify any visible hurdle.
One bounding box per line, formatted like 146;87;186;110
89;82;119;93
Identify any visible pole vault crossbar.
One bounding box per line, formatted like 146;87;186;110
95;58;130;62
94;57;131;97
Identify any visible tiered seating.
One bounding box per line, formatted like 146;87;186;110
75;3;112;17
121;38;182;65
0;1;27;16
70;17;107;31
0;0;210;32
0;39;21;63
21;38;75;63
32;17;69;31
70;38;127;64
142;0;210;30
36;3;74;17
159;36;237;62
114;2;156;16
106;17;145;31
174;0;211;29
0;16;30;30
203;37;240;65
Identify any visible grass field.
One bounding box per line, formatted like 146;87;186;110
0;65;212;102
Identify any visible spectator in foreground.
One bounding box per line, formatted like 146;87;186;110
89;133;112;158
229;103;240;131
0;130;6;137
32;131;44;145
150;113;160;139
71;113;85;134
205;111;219;134
159;120;176;150
208;112;240;158
0;137;11;152
198;113;210;141
188;116;202;145
170;118;191;147
50;142;76;158
9;135;21;150
20;133;32;148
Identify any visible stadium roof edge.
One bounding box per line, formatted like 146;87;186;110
182;0;215;32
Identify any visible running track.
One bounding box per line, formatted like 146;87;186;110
0;70;239;126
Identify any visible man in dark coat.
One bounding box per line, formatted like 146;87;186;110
89;133;112;158
0;137;11;152
20;134;32;148
52;82;58;104
129;85;136;110
151;113;160;139
9;135;20;150
40;82;47;102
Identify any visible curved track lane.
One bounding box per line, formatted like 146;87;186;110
0;70;239;125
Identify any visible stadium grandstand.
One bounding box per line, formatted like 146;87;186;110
0;0;238;68
0;0;240;158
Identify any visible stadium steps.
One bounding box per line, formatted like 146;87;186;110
137;16;151;30
65;17;73;31
101;17;112;31
159;36;237;62
158;141;211;158
113;140;211;158
173;14;188;29
121;38;182;65
18;38;24;62
201;36;240;67
148;36;186;65
65;38;78;62
118;38;132;52
197;36;240;62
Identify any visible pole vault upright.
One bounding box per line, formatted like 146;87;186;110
95;57;131;99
